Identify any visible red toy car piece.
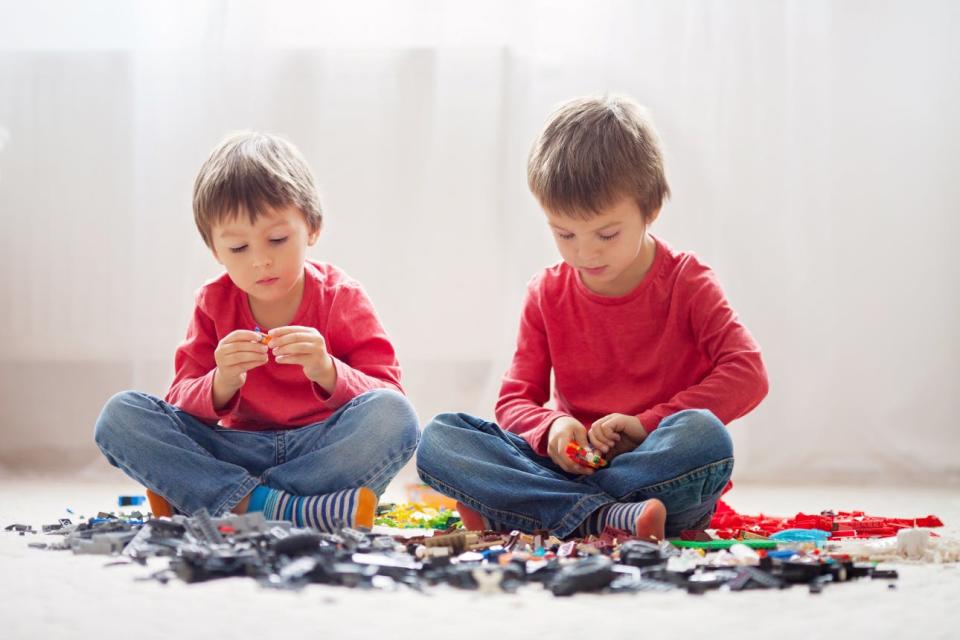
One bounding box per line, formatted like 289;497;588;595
565;442;607;469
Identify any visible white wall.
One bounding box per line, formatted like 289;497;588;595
1;0;958;485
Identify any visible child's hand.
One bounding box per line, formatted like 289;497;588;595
547;416;595;475
213;330;269;403
588;413;648;458
268;326;337;391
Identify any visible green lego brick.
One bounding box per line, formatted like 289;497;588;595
668;538;779;550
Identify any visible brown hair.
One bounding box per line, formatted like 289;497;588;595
527;95;670;219
193;131;323;248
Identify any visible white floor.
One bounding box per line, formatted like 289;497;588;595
1;476;959;640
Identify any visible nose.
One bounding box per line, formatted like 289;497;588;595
252;249;273;270
577;239;601;263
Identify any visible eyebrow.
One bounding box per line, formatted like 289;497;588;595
217;220;292;239
550;221;622;233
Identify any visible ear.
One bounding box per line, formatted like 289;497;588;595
307;223;321;247
645;207;661;226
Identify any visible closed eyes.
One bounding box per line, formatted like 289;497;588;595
229;236;289;253
556;231;620;242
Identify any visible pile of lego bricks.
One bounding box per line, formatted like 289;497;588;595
706;500;944;541
374;502;460;530
7;506;949;597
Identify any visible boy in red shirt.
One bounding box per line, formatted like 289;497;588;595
94;132;419;529
417;96;768;540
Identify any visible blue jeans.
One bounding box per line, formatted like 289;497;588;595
417;409;733;538
94;388;420;516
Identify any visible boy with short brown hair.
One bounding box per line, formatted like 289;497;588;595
95;131;419;529
417;96;768;540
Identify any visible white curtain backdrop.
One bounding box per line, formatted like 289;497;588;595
1;0;958;485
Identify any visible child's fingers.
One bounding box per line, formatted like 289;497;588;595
548;445;568;472
587;427;611;449
236;358;267;373
563;440;597;476
267;325;319;339
589;437;610;455
217;350;266;368
226;342;269;355
272;340;323;357
601;431;621;446
571;426;591;448
271;334;326;352
550;438;579;474
597;433;617;451
223;330;263;344
217;341;267;363
592;415;612;429
265;327;304;347
555;451;590;475
606;418;629;435
220;351;268;368
587;430;602;450
597;423;620;444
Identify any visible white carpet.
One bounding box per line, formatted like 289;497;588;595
1;477;958;640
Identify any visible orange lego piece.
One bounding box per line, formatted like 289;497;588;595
253;326;272;345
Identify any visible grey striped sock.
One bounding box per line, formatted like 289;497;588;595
574;504;611;537
257;487;367;532
602;502;649;533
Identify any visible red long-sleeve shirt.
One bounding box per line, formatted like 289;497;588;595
496;235;768;456
165;261;402;430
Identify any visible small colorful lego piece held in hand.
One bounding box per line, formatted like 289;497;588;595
565;442;607;469
253;325;272;346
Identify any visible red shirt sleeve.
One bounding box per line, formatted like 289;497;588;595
635;263;768;432
314;282;404;409
164;291;234;423
495;282;568;456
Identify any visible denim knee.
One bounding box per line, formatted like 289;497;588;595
671;409;733;461
356;388;420;452
93;390;150;451
416;413;466;478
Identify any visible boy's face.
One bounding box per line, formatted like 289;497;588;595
210;205;319;306
545;194;658;296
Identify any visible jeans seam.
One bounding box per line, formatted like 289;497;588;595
211;475;261;517
276;432;287;465
417;467;541;530
554;493;614;538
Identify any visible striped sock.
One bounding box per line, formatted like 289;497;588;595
575;505;606;536
603;502;650;531
575;501;652;536
246;485;377;531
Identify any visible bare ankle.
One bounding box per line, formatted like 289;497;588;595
232;493;251;514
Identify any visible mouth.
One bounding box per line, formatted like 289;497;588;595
581;266;607;276
256;277;279;286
